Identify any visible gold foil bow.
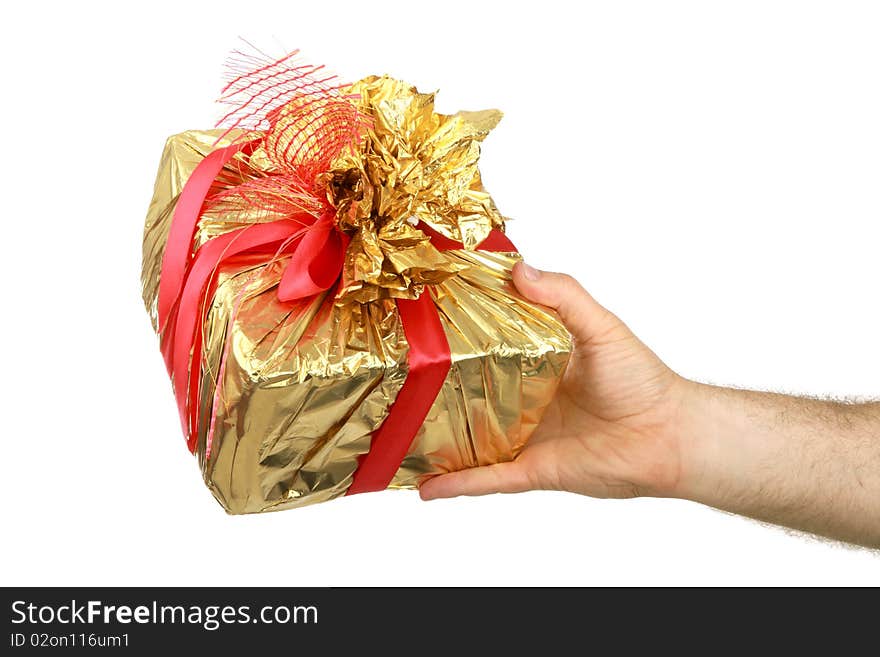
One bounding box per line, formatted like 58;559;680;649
200;71;508;303
322;76;506;302
211;75;506;303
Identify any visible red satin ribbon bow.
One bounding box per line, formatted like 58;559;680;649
156;139;516;495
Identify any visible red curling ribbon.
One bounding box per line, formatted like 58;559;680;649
169;220;308;445
157;140;518;488
157;140;258;345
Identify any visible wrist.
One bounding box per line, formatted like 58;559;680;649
665;379;748;508
623;374;715;501
653;377;719;502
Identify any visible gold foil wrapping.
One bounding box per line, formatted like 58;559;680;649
142;79;571;513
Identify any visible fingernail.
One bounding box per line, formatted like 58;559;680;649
520;261;541;281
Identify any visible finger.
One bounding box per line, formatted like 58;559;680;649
419;461;533;500
512;261;620;343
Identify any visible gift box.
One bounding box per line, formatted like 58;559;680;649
141;50;571;513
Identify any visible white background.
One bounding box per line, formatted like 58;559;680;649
2;1;878;586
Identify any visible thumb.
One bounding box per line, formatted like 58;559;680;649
419;461;534;500
512;261;619;343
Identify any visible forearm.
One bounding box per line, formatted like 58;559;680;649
672;381;880;548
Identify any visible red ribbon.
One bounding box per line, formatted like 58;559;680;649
156;140;516;494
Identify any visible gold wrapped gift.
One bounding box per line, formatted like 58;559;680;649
141;61;571;513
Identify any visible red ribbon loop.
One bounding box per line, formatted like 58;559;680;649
277;213;349;302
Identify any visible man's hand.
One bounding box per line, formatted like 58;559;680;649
420;261;690;501
419;263;880;549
